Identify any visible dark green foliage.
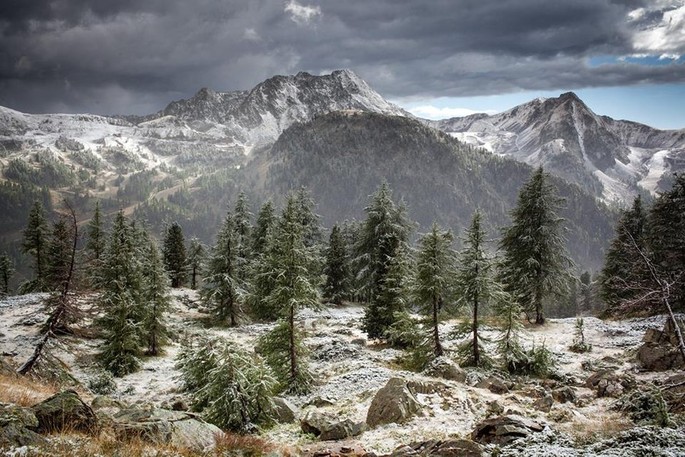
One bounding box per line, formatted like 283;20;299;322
45;217;73;291
355;183;414;339
163;222;187;288
506;343;556;378
202;213;244;326
499;167;574;324
233;191;253;280
0;181;51;234
0;253;13;296
600;196;649;312
21;201;50;292
493;291;526;372
414;223;456;358
385;311;433;371
5;153;75;188
254;195;321;394
116;169;157;201
96;211;144;376
140;238;170;355
85;201;106;264
186;237;206;290
251;200;277;257
177;337;277;431
614;387;671;427
569;318;592;353
323;224;350;305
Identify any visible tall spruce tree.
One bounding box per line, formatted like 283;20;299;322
257;195;321;393
21;201;50;292
294;187;323;248
85;201;106;263
455;212;508;367
354;183;413;339
323;224;349;305
46;217;73;291
97;210;145;376
0;254;14;297
140;237;170;355
600;195;648;311
186;237;206;290
414;223;456;357
202;212;243;326
498;167;573;324
251;200;277;257
646;173;685;311
233;192;253;279
163;222;187;288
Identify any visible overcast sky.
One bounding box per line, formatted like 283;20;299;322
1;0;684;128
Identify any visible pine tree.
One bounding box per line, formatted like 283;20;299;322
140;237;170;355
646;174;685;311
202;212;243;326
600;196;648;311
493;295;526;372
414;222;456;358
354;183;413;339
0;254;14;297
233;192;253;280
21;201;50;292
85;201;106;263
455;212;508;367
251;200;277;257
323;224;349;305
186;237;206;290
163;222;187;288
498;167;573;324
256;195;321;393
294;187;323;248
45;217;73;291
97;210;144;376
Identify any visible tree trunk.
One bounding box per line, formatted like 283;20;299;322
191;267;197;289
473;292;480;366
433;294;442;357
289;303;297;385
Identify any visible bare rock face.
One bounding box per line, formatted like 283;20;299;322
31;389;98;434
300;410;366;441
273;397;299;424
471;415;545;445
0;402;46;448
366;377;422;428
637;319;685;371
475;376;509;394
585;371;636;398
389;439;483;456
423;357;466;383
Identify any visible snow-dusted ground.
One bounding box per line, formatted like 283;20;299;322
0;291;681;455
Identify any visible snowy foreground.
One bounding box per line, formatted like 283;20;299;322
1;291;684;456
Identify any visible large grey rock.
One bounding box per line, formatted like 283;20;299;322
0;402;46;448
31;389;98;434
585;371;635;398
472;415;545;445
390;439;483;456
475;376;509;394
273;397;299;424
366;377;422;428
112;407;223;451
300;410;366;441
638;319;685;371
423;357;466;383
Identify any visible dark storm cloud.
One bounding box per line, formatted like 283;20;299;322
1;0;683;115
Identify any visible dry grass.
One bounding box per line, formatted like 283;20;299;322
564;412;634;445
0;372;58;407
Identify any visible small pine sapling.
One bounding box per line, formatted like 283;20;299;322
569;317;592;353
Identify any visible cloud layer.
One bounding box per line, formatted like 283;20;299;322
1;0;684;115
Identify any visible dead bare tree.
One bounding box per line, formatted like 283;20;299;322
18;200;81;376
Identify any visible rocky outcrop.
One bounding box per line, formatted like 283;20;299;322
472;415;545;445
300;410;366;441
111;407;223;451
390;439;483;456
585;371;635;398
475;376;509;394
366;378;422;428
423;357;466;383
0;402;46;448
637;319;685;371
273;397;299;424
31;389;98;433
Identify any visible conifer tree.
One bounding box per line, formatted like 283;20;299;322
0;254;14;297
354;183;413;339
46;217;73;291
163;222;187;288
140;237;170;356
455;212;508;367
21;201;49;292
294;187;323;248
257;195;321;393
233;192;253;279
414;223;456;357
498;167;573;324
85;201;106;263
202;212;243;326
323;224;349;305
493;295;525;372
97;210;144;376
251;200;277;257
600;196;648;311
186;237;206;290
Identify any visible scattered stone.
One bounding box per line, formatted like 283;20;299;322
585;371;635;398
366;378;422;428
0;402;46;448
475;376;509;394
407;379;449;395
533;395;553;413
552;386;577;404
351;338;367;346
307;395;337;407
301;442;367;457
471;415;545;445
389;439;483;456
112;407;223;451
273;397;299;424
423;357;466;383
313;340;362;362
301;410;366;441
486;400;504;417
31;389;98;434
637;318;685;371
91;395;125;410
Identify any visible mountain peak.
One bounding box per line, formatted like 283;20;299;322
559;91;581;101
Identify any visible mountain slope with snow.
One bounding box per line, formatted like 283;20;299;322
429;93;685;204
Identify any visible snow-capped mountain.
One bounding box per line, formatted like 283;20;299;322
429;93;685;204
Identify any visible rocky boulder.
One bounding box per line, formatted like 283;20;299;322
475;376;509;394
638;319;685;371
423;357;466;383
112;407;223;451
300;410;366;441
390;439;483;456
585;371;635;398
31;389;98;433
472;415;545;445
0;402;46;448
273;397;299;424
552;387;577;404
366;377;422;428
